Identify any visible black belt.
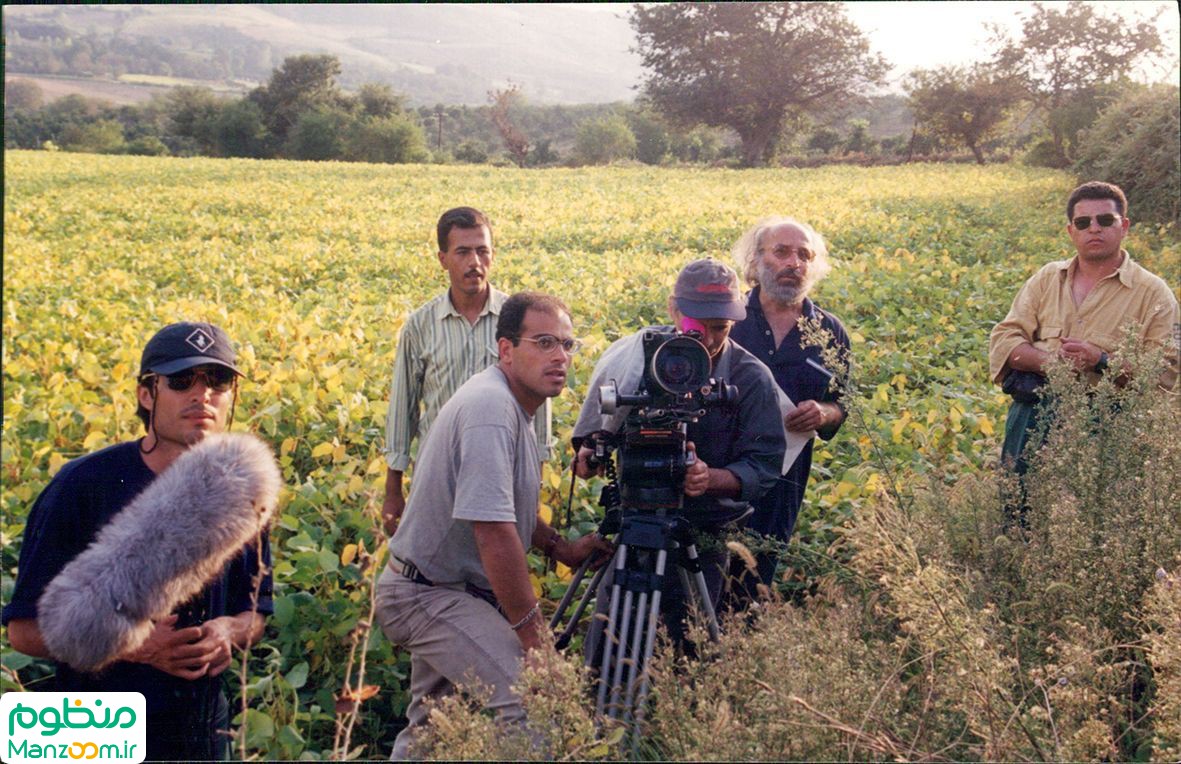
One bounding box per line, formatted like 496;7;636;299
393;556;501;613
394;557;435;586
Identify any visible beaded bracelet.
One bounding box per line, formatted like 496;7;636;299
510;602;540;632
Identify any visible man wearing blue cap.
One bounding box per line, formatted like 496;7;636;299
4;321;273;761
572;259;784;656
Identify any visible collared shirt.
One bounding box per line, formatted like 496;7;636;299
384;288;552;470
728;289;852;540
989;251;1179;389
729;288;850;441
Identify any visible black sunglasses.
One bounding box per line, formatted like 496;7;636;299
1071;213;1121;230
145;366;237;393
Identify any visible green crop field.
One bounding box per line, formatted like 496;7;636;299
3;151;1178;759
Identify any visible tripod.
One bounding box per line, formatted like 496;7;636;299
550;509;720;737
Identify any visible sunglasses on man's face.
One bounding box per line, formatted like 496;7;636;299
1071;213;1121;230
146;366;237;393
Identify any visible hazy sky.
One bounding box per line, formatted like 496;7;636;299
843;1;1180;87
578;1;1180;89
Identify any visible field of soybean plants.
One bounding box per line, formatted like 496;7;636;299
4;151;1179;759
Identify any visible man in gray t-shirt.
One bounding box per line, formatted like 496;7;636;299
376;292;610;759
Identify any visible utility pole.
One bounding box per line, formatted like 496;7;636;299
435;105;444;152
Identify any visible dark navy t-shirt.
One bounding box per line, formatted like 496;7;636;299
3;440;273;714
729;288;851;540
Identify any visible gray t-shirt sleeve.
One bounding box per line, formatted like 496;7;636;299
453;422;520;523
574;331;646;438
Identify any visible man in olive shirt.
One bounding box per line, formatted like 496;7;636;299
989;181;1179;476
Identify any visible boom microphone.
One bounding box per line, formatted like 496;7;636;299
37;433;282;673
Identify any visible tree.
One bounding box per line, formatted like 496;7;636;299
488;84;530;168
249;54;344;147
527;138;560;167
344;115;429;164
906;65;1023;165
1073;84;1181;227
990;1;1165;165
355;83;405;120
631;3;888;166
574;115;637;165
5;79;44;111
165;86;223;154
843;119;876;155
286;108;347;161
453;140;490;164
626;108;671;165
59;119;125;154
124;135;169;156
806;126;842;155
214;99;268;158
670;126;724;163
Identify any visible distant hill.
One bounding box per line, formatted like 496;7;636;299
2;4;643;105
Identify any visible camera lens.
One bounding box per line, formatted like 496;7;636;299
660;354;695;386
650;336;711;394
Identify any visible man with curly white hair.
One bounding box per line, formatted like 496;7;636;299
727;217;851;606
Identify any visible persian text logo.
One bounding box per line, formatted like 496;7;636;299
1;692;145;764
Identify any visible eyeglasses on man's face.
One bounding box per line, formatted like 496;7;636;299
143;365;237;393
1071;213;1121;230
518;334;582;355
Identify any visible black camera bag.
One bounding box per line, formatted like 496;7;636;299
1002;369;1046;403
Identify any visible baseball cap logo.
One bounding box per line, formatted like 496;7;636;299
185;328;216;353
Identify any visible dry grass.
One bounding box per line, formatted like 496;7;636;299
407;344;1180;760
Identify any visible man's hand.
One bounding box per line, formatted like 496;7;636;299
382;492;405;537
193;617;237;677
382;468;406;536
552;532;614;570
683;442;709;497
574;445;604;479
125;615;213;680
785;400;829;433
1059;338;1104;371
516;617;551;654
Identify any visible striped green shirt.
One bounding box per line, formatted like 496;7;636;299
384;288;553;470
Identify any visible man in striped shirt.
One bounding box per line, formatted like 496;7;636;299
383;207;551;535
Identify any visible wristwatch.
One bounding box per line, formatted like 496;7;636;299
1094;352;1109;373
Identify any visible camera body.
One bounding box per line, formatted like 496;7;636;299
593;327;736;511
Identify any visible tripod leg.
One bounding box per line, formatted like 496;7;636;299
607;586;636;721
554;562;609;651
595;544;628;718
625;548;666;723
631;549;667;748
549;554;596;630
684;543;721;642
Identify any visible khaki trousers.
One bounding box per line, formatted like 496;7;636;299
375;566;525;759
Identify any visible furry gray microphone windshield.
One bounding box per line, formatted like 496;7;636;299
37;433;282;673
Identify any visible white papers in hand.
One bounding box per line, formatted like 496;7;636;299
777;388;815;474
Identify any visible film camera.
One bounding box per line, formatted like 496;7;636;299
588;327;736;511
553;327;739;741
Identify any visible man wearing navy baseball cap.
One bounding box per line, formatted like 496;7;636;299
5;321;272;760
136;321;244;455
572;258;784;661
